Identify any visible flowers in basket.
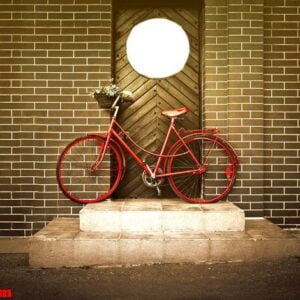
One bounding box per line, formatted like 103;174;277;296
93;84;120;99
91;84;133;108
91;83;120;108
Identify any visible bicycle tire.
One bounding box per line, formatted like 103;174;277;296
57;135;123;203
166;135;237;203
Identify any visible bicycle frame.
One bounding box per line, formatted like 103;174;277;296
90;114;206;179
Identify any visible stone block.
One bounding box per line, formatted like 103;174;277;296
30;240;76;268
74;240;119;267
164;232;209;263
29;218;300;268
80;210;121;232
162;211;204;231
120;235;163;265
121;211;162;232
80;199;245;233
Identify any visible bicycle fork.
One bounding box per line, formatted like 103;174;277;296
89;125;115;174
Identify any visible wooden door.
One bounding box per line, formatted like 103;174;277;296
114;7;201;198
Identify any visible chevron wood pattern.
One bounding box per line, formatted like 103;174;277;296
114;7;200;198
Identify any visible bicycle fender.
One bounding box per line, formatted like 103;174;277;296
164;131;240;173
182;131;240;167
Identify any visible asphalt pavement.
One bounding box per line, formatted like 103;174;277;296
0;254;300;299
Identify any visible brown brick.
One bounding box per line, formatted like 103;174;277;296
62;28;87;35
35;27;60;35
273;210;297;217
48;81;73;88
61;73;86;80
35;88;60;94
48;11;73;19
35;58;60;64
48;35;73;42
61;43;87;50
36;5;60;12
61;58;87;65
36;73;60;80
48;50;73;57
48;65;73;72
285;218;300;225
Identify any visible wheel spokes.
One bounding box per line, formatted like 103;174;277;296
168;136;236;203
58;137;122;203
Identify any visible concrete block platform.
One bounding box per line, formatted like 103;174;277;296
29;217;300;268
80;200;245;232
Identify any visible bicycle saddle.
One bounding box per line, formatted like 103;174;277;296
162;107;190;118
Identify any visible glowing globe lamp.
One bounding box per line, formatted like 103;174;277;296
126;18;190;79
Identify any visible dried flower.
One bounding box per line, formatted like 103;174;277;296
93;84;120;98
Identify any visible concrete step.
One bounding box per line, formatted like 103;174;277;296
29;217;300;268
80;200;245;233
0;253;28;267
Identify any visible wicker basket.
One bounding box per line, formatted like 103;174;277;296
93;93;114;109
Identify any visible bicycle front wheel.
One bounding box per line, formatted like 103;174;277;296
167;135;237;203
57;136;123;203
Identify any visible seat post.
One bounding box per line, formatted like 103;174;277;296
170;116;176;127
153;116;175;175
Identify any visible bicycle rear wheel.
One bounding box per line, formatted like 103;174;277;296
167;135;237;203
57;136;123;203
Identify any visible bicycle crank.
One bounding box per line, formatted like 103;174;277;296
141;167;165;197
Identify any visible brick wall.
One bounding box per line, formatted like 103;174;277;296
0;0;112;236
228;0;265;216
202;0;228;130
203;0;266;217
0;0;299;236
264;0;300;228
203;0;299;226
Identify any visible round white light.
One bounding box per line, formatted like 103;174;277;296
126;18;190;79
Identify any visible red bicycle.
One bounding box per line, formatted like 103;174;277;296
57;92;239;204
